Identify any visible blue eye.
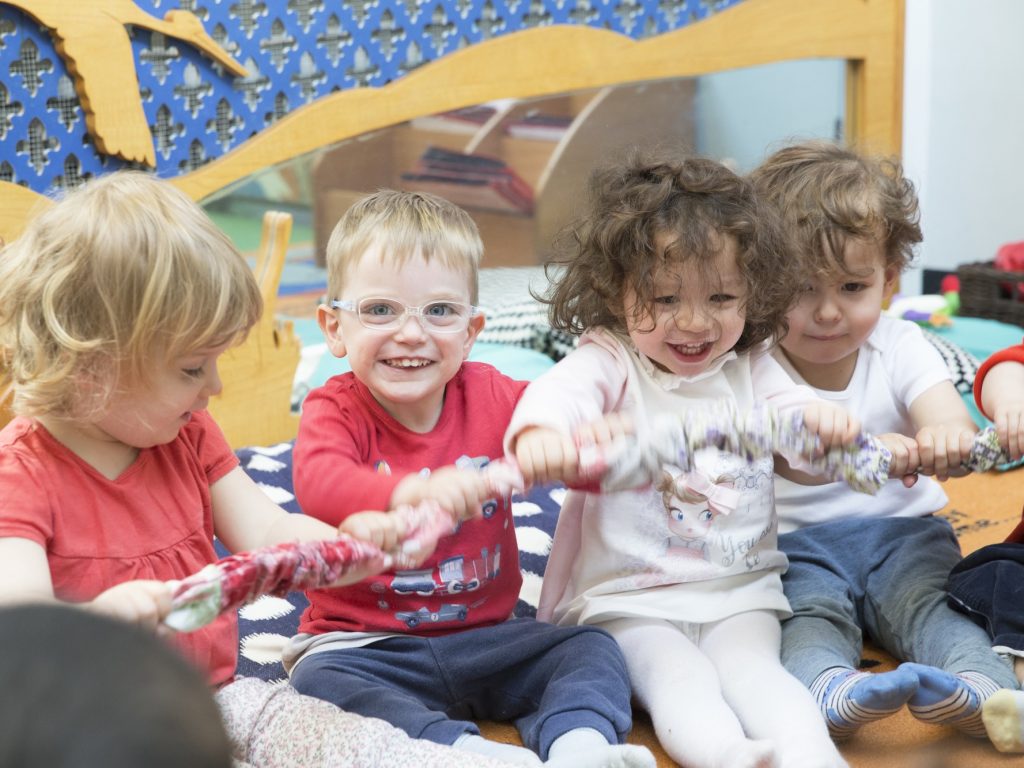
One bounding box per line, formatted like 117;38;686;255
425;302;455;317
182;367;204;379
364;302;397;317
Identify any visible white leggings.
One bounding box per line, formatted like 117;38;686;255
602;611;847;768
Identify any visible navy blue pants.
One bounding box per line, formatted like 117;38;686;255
947;542;1024;652
289;618;634;759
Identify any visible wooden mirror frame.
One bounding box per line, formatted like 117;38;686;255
0;0;905;447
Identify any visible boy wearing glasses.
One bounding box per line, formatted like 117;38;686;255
285;190;651;768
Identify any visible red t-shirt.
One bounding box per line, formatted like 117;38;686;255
0;410;239;686
974;341;1024;544
294;362;528;636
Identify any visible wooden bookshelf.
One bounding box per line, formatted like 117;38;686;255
311;78;696;269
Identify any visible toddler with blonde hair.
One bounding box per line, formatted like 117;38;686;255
0;172;510;768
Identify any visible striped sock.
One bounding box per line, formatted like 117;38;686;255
903;662;1001;738
810;666;919;740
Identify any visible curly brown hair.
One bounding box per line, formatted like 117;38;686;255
750;140;921;279
542;149;798;353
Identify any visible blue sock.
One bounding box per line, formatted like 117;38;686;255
810;666;919;740
902;662;1000;738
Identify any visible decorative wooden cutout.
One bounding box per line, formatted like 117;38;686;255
0;0;907;449
2;1;247;166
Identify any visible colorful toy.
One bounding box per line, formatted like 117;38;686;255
578;401;892;495
164;461;525;633
577;402;1012;496
163;421;1012;634
887;275;960;328
163;500;456;633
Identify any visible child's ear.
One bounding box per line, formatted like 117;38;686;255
317;303;347;359
462;312;485;359
882;265;900;301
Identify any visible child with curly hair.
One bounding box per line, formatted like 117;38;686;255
505;150;857;768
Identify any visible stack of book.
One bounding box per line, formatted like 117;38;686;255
504;111;573;142
400;146;534;215
409;105;498;135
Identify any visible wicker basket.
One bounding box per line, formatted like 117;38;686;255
957;261;1024;326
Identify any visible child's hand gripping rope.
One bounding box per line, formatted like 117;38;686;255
964;426;1016;472
163;500;454;633
576;403;1014;495
163;461;524;633
578;401;890;494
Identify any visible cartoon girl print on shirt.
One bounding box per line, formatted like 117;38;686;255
657;470;738;562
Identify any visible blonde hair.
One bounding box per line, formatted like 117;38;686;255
325;189;483;303
0;171;262;419
750;140;921;278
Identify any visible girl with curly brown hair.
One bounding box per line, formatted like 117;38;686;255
504;150;857;768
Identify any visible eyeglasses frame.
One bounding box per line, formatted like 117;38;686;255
329;297;482;333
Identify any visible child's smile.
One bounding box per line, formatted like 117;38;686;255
382;356;433;369
624;234;746;378
319;247;484;432
667;340;714;364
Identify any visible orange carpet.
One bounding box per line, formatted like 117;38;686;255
481;467;1024;766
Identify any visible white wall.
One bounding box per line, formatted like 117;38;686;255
694;60;846;173
902;0;1024;294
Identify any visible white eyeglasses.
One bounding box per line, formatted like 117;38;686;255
331;297;481;333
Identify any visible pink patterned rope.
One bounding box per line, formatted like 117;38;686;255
164;500;456;633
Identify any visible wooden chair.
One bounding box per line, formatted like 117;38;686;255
207;210;302;449
0;210;301;448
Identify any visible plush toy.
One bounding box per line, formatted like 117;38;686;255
994;242;1024;301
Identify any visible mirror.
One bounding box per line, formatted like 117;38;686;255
202;58;844;284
